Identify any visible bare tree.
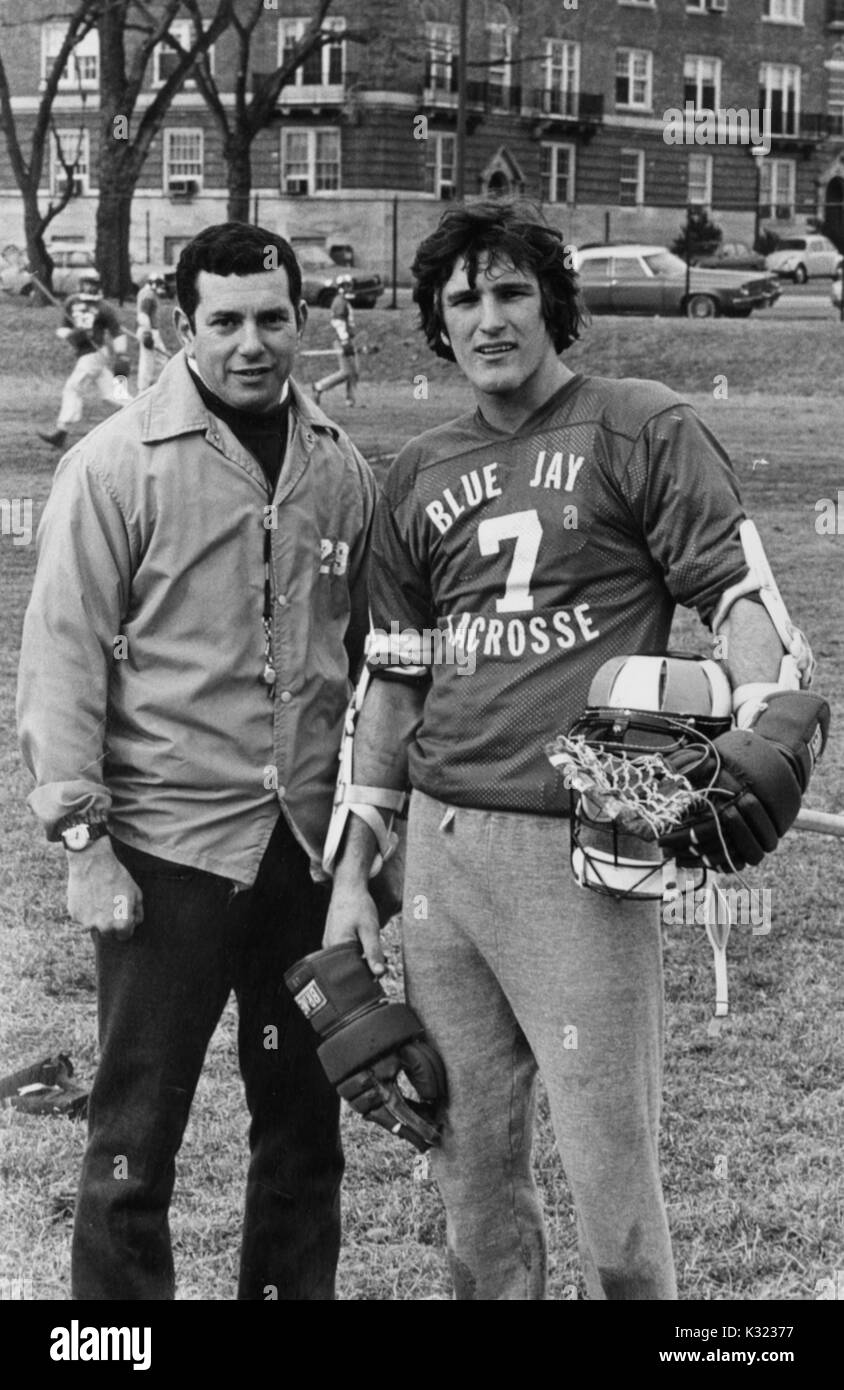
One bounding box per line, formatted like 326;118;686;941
179;0;373;223
0;0;102;296
96;0;234;296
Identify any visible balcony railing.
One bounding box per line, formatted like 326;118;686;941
530;89;604;122
766;112;839;141
422;78;524;111
252;71;345;101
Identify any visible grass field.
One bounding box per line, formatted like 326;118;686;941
0;294;841;1301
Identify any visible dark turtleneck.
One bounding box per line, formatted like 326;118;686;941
189;361;290;494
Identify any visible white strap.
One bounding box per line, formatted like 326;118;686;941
701;879;732;1017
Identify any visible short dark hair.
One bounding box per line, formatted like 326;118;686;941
176;222;303;325
411;199;585;361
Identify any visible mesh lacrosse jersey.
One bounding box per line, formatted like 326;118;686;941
369;374;749;813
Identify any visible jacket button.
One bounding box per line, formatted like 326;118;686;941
280;690;292;703
277;594;288;607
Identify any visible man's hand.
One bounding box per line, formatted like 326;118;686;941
660;691;830;871
323;872;384;976
284;943;446;1152
66;837;143;941
140;330;154;350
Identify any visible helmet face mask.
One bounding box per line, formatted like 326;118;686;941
563;655;733;900
78;274;102;298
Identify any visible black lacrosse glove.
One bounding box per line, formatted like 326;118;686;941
659;691;830;871
112;356;130;379
284;942;446;1152
140;331;154;350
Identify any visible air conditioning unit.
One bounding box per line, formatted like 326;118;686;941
708;0;727;12
167;178;199;200
285;178;310;196
56;176;84;198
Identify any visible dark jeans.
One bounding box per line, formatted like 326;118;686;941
71;816;342;1300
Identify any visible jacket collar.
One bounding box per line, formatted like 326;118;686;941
141;350;341;444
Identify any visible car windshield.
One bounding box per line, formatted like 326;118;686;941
773;239;806;251
298;247;334;267
642;251;688;277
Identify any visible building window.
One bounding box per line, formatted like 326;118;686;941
42;24;99;90
759;63;801;136
154;20;215;87
687;152;712;208
281;128;341;194
425;133;456;198
50;128;90;196
540;143;574;203
279;17;345;88
615;50;652;110
543;40;580;116
763;0;803;22
684;56;720;111
424;22;458;95
163;129;204;194
619;148;644;205
759;158;796;217
487;23;513;108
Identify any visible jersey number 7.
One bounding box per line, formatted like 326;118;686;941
477;509;543;614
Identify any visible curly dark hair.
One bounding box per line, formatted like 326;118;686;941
411;199;585;361
176;222;303;327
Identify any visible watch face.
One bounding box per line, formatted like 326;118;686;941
63;825;92;850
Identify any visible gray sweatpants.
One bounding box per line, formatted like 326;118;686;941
402;789;677;1301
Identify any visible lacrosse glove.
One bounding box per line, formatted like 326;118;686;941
112;356;130;379
659;691;830;871
284;942;446;1152
140;331;155;350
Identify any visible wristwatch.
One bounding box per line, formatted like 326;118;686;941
60;822;109;853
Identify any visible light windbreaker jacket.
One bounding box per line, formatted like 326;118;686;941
18;351;377;886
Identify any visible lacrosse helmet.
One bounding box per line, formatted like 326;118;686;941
564;654;732;900
77;272;102;300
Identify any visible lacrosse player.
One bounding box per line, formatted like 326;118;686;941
313;284;359;407
37;272;131;449
322;200;829;1300
19;222;377;1300
135;271;169;391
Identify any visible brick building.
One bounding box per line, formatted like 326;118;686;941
1;0;843;279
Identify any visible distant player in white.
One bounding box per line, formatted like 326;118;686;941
323;201;828;1300
313;286;358;407
135;273;169;392
38;272;130;450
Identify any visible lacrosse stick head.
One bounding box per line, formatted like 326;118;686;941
549;654;733;900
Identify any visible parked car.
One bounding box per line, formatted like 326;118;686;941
573;244;780;318
0;241;99;296
692;241;767;273
764;234;840;283
44;242;100;294
296;245;384;308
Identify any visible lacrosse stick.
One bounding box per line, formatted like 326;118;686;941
547;733;844;1017
299;329;379;359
